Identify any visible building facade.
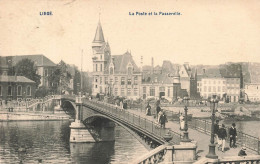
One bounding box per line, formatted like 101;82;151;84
91;21;142;99
0;75;36;101
244;83;260;102
199;77;226;100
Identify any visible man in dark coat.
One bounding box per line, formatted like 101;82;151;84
159;112;167;128
146;102;151;116
229;123;237;148
218;124;227;152
156;103;161;119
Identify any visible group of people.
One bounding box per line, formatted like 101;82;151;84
145;102;168;128
214;120;247;156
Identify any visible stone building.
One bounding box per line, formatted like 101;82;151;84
244;83;260;102
91;21;142;99
1;55;56;87
0;75;36;101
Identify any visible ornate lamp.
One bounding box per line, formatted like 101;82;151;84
182;97;191;142
206;95;219;159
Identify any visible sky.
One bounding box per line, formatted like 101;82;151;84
0;0;260;71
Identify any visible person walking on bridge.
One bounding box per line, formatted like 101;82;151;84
214;120;220;145
146;102;151;116
159;111;167;128
218;124;227;152
229;123;237;148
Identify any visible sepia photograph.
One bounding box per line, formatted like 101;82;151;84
1;0;260;163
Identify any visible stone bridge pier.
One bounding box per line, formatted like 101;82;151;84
69;97;115;143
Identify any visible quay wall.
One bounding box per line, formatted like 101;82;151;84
0;112;70;121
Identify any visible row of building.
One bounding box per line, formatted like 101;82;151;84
91;20;260;102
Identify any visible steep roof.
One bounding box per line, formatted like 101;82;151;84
105;51;140;74
219;63;241;78
5;55;56;67
142;73;174;84
93;21;105;43
0;56;9;69
0;75;35;83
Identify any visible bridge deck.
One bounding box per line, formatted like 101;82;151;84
127;108;257;159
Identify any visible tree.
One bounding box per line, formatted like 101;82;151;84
15;59;41;86
48;60;72;94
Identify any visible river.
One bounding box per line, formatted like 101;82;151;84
0;121;148;164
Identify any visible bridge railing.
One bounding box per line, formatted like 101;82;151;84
132;145;167;164
86;100;182;144
194;155;260;164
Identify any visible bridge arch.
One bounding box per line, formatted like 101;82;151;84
83;114;161;150
60;100;76;118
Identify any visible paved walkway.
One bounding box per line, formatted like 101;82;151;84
127;108;257;159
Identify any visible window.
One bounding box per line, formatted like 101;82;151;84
100;64;102;72
27;86;31;96
168;87;170;97
95;85;97;88
143;87;146;94
218;86;221;92
115;77;118;84
222;86;226;92
134;76;138;85
127;88;131;96
100;86;102;93
115;88;118;95
127;79;131;85
128;67;133;74
17;86;22;96
110;78;113;84
208;86;211;92
8;86;12;96
197;83;200;87
0;86;2;96
101;55;102;60
95;78;98;83
159;87;165;92
197;88;200;92
213;81;216;84
110;67;114;74
213;86;216;92
150;87;155;96
121;88;125;96
134;88;138;96
105;77;108;84
204;86;207;92
44;69;48;76
223;81;226;84
96;64;98;72
121;77;125;85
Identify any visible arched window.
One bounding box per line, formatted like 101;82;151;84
17;86;22;96
0;85;2;96
27;86;31;96
100;64;102;72
8;86;12;96
110;67;114;74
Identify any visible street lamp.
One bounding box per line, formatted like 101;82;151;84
206;95;219;159
182;96;191;142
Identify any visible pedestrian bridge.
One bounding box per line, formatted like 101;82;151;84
57;95;260;164
60;95;182;146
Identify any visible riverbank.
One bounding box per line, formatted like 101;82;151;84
0;112;70;121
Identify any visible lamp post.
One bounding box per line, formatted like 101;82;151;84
206;95;219;159
182;96;191;142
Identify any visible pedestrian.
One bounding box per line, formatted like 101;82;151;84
179;113;185;130
158;110;163;123
229;123;237;148
146;102;151;116
238;146;247;156
214;120;220;144
156;103;161;119
159;112;167;128
218;124;227;152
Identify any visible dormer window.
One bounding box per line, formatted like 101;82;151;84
128;67;133;75
110;67;114;74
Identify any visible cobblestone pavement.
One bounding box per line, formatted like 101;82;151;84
127;108;257;159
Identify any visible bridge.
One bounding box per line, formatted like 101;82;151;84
14;95;260;163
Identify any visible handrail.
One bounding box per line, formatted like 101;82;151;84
132;145;167;164
194;155;260;164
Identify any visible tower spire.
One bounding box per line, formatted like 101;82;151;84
93;19;105;43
